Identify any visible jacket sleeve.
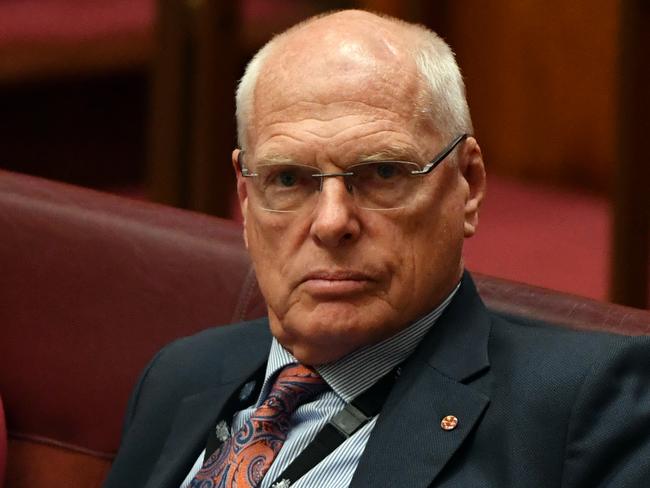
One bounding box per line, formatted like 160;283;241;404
120;348;166;441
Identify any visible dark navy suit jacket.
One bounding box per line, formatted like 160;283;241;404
105;273;650;487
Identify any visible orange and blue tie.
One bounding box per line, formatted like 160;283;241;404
190;364;327;488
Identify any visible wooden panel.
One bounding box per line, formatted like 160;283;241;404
0;33;152;83
187;0;239;216
611;0;650;308
442;0;619;192
147;0;193;208
147;0;241;217
0;1;153;83
358;0;416;18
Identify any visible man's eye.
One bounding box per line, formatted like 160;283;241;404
276;171;297;186
375;163;399;179
276;171;298;187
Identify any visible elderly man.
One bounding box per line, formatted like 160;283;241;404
105;10;650;488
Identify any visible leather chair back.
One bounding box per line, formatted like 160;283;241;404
0;170;265;486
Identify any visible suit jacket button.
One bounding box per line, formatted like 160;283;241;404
441;415;459;431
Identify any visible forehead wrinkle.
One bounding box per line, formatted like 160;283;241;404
254;153;296;165
257;124;423;163
357;145;423;163
283;119;403;142
256;98;411;127
252;81;428;152
254;112;415;151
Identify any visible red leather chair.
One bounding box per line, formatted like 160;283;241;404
0;170;265;487
1;170;649;487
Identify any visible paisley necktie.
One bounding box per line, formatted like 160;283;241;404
190;363;327;487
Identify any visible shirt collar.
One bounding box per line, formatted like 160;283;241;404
261;282;460;403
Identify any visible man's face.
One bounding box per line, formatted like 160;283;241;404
235;23;484;365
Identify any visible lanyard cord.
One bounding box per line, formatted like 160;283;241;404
202;365;401;487
270;366;400;487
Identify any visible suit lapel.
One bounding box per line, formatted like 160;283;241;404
144;340;269;488
351;272;492;488
350;366;489;488
143;384;241;488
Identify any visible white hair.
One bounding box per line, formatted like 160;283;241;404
410;24;474;139
235;12;473;150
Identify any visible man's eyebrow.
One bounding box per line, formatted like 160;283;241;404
357;146;422;163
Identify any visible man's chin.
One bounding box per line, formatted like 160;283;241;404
269;305;392;364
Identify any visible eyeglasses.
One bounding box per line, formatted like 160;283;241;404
238;133;469;212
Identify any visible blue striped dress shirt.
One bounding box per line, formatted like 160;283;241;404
181;283;458;487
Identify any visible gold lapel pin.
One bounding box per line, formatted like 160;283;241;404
440;415;459;431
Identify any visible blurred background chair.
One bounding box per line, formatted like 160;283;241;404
1;170;649;487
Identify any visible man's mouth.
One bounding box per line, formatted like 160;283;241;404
298;270;375;297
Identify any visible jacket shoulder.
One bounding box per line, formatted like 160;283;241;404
124;318;271;428
489;309;645;360
157;318;272;370
484;310;650;411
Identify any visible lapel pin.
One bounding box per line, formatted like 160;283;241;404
239;380;257;402
440;415;459;431
215;420;230;442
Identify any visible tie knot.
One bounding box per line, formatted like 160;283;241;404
263;364;327;416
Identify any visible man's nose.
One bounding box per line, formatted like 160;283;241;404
309;177;361;248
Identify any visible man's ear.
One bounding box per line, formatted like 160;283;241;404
232;149;249;249
459;137;486;238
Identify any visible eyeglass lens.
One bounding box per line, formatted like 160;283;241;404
249;161;422;211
